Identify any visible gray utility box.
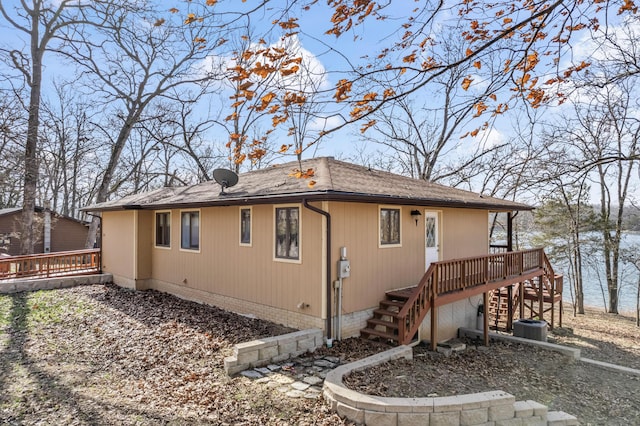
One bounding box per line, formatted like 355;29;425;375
513;319;547;341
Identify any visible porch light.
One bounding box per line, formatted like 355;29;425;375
410;209;421;226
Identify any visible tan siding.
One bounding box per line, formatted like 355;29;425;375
136;211;153;280
149;205;324;317
102;211;136;284
440;208;489;260
330;202;424;314
330;203;490;314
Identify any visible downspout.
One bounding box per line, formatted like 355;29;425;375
303;199;332;340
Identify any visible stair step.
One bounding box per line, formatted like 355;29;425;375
360;327;399;341
380;299;405;309
385;288;415;301
373;308;400;319
367;317;399;329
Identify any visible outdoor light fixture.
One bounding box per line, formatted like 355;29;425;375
410;210;421;226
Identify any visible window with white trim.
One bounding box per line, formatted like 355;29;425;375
240;207;251;246
180;211;200;250
155;212;171;247
275;206;299;260
379;207;401;246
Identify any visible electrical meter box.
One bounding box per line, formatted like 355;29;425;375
338;260;351;278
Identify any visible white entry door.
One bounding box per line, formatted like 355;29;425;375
425;211;440;270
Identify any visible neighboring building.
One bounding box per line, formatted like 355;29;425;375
0;207;89;256
83;157;539;344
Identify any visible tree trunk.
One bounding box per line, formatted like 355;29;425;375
20;23;44;255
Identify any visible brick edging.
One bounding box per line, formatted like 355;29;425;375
224;328;323;375
322;344;576;425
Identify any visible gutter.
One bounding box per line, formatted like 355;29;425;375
303;199;332;340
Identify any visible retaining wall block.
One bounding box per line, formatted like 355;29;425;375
513;401;534;418
271;353;290;363
520;416;545;426
324;393;338;411
494;418;525;426
460;407;489;425
430;411;461;426
364;410;398;426
488;404;516;421
223;356;237;369
378;397;420;413
524;400;547;418
226;362;250;376
546;411;578;426
297;336;316;351
398;412;431;426
258;345;279;360
336;401;365;424
236;350;259;365
290;349;306;358
278;341;297;354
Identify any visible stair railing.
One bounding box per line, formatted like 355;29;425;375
396;263;436;345
396;248;546;345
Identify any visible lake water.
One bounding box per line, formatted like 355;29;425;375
553;233;639;314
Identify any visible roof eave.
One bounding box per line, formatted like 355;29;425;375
82;190;533;212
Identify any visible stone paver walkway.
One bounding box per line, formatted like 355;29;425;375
239;354;342;399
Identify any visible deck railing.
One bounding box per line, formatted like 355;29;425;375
0;249;101;281
397;248;546;345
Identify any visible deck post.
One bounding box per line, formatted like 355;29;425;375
507;212;513;252
483;291;489;346
507;285;513;331
519;281;524;319
538;275;544;322
430;305;438;351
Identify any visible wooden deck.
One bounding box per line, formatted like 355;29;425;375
361;248;562;348
0;249;101;281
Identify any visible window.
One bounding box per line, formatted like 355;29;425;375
155;212;171;247
380;207;401;246
240;207;251;246
181;211;200;250
275;206;300;260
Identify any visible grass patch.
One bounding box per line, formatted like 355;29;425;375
0;290;93;332
0;294;11;329
26;290;91;328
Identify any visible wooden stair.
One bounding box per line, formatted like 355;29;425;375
488;286;516;331
360;287;416;344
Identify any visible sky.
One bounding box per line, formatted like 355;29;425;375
0;1;638;203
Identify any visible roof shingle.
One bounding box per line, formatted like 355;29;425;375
83;157;532;212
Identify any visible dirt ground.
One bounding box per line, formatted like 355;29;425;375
344;305;640;426
1;286;639;425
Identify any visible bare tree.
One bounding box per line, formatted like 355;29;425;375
55;2;233;247
0;0;101;253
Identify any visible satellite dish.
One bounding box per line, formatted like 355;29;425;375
213;168;239;195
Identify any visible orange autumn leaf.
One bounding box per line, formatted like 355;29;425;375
473;61;482;70
154;18;165;27
169;8;179;13
470;128;480;137
474;102;488;117
307;180;317;188
461;77;473;91
206;0;217;5
489;93;497;101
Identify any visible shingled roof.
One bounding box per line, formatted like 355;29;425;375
83;157;532;212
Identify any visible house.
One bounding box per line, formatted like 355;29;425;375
0;207;89;256
83;157;548;345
